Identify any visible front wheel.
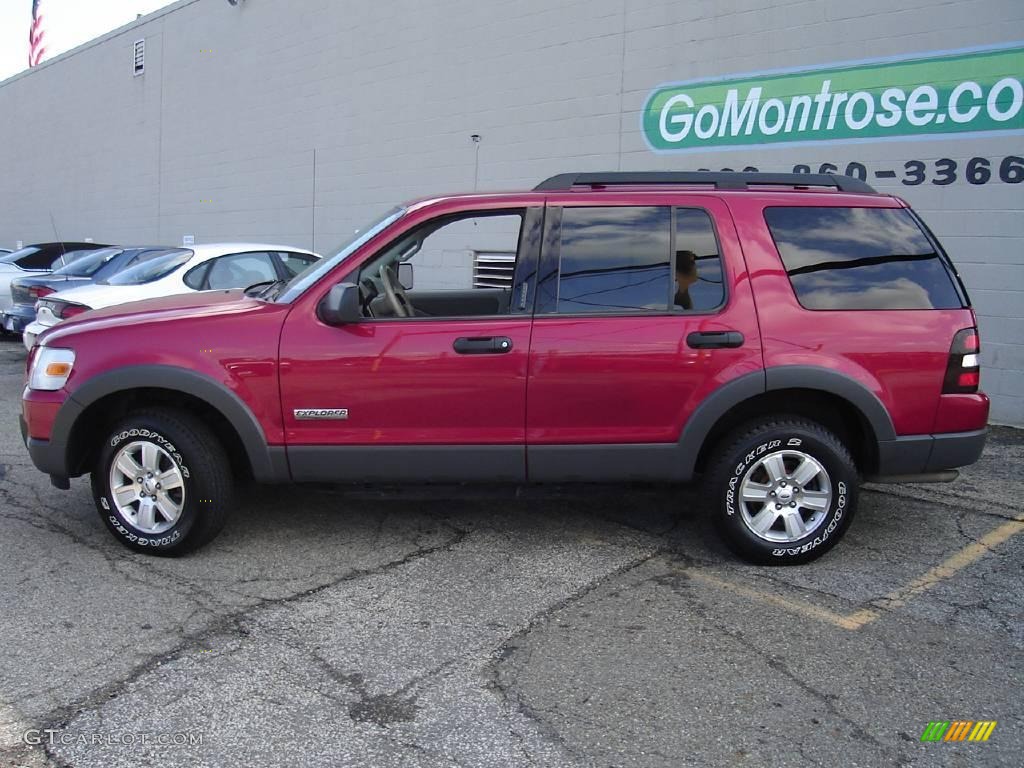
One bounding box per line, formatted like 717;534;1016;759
707;417;858;565
91;409;233;555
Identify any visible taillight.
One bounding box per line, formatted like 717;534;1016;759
59;304;89;319
942;328;981;394
29;286;55;299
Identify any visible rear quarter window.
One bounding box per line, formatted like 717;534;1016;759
764;206;965;311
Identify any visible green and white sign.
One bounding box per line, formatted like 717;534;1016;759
642;44;1024;152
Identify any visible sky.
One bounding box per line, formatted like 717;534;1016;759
1;0;174;81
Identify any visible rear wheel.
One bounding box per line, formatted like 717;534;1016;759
707;417;858;565
91;408;233;555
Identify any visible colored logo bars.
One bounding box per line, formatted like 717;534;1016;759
920;720;997;742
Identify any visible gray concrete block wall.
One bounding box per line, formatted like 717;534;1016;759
0;0;1021;424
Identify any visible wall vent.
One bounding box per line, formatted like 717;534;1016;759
133;39;145;76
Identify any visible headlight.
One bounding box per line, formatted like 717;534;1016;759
28;347;76;391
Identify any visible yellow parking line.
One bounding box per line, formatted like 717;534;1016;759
688;571;869;631
870;516;1024;614
690;515;1024;631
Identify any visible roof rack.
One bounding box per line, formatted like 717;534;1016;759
534;171;876;194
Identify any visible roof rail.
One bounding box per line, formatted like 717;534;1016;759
533;171;876;194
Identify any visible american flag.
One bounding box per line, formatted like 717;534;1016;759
29;0;47;68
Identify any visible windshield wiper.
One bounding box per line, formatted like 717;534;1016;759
245;279;289;300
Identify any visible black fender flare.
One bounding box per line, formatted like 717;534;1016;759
59;365;288;481
676;366;895;478
764;366;895;441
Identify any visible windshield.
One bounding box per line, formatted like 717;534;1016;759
102;249;193;286
53;248;123;277
276;207;405;303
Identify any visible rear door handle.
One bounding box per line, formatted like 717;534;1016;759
686;330;744;349
453;336;513;354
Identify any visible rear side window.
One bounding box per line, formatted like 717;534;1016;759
764;206;965;310
556;207;671;313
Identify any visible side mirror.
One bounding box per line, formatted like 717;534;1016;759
317;282;362;325
397;262;414;290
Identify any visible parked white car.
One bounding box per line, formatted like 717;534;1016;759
24;243;319;349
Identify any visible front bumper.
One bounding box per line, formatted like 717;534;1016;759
21;392;82;489
20;413;69;488
876;428;987;477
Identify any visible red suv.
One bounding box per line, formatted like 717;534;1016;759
20;172;988;563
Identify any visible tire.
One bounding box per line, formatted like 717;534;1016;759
707;417;858;565
91;408;233;555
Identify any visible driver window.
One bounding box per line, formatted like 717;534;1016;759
357;211;524;319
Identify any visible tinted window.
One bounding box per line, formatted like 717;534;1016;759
1;247;42;268
205;252;278;290
104;249;193;285
557;207;671;314
674;209;724;312
765;207;964;310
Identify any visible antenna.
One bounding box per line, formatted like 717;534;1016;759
48;211;67;266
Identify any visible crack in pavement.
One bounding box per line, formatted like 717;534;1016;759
21;521;471;746
486;548;665;766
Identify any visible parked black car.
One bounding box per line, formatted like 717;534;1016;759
1;243;110;333
2;246;177;334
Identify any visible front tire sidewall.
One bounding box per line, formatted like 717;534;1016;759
719;427;857;564
93;424;199;553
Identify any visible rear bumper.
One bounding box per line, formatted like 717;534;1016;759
1;304;33;333
876;429;987;477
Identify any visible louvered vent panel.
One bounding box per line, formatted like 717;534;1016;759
472;251;515;288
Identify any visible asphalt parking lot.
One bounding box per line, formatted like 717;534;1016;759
0;336;1021;768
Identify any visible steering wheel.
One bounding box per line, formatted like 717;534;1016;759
379;264;413;318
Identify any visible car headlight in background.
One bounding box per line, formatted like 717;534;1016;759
28;347;76;391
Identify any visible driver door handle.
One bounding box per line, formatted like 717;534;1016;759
453;336;513;355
